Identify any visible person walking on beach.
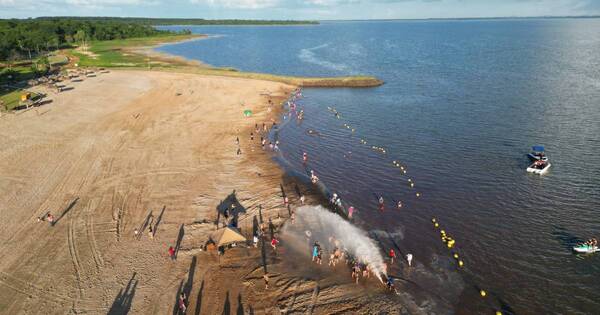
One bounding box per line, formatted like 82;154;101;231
168;246;176;261
264;273;269;289
253;233;259;248
389;249;396;264
148;225;154;240
47;213;55;226
178;292;187;314
271;237;279;252
406;253;413;267
250;132;254;141
312;243;319;262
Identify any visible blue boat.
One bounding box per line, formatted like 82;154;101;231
528;145;548;162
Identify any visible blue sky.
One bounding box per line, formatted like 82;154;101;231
1;0;600;19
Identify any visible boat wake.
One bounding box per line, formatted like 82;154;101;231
298;43;352;73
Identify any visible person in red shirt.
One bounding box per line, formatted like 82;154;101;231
389;249;396;264
271;237;279;252
168;246;175;261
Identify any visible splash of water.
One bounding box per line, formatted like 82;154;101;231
282;205;387;282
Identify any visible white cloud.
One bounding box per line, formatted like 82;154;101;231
0;0;158;9
191;0;279;9
66;0;155;4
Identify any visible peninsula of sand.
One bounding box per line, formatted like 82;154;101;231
0;69;402;314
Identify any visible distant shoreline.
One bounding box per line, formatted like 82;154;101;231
319;15;600;22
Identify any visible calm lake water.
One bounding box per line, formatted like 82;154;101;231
157;19;600;314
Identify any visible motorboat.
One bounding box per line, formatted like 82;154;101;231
527;160;551;174
528;145;548;162
573;244;599;254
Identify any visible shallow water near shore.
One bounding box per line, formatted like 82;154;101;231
158;19;600;314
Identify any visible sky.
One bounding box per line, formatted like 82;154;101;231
1;0;600;20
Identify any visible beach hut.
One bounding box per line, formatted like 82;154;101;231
210;226;247;248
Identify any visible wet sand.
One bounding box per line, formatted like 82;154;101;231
0;70;403;314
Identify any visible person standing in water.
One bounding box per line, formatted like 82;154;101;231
406;253;413;267
302;152;308;163
397;201;403;209
389;249;396;264
378;196;385;211
348;206;355;219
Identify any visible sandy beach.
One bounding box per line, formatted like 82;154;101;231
0;70;404;314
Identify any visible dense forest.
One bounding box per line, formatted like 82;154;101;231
35;17;319;26
0;18;177;61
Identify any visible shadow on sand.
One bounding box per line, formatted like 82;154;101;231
108;272;138;315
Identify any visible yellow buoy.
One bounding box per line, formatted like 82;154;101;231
416;192;421;197
440;230;445;234
434;223;439;228
410;183;414;188
458;260;464;267
480;290;486;297
453;253;459;259
496;311;502;315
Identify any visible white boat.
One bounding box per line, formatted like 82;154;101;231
573;244;599;254
527;161;551;174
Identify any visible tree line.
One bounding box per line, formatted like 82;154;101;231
0;18;173;62
35;17;319;26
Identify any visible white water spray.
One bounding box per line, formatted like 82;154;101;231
282;205;387;282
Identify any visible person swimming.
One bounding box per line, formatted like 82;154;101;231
306;129;320;136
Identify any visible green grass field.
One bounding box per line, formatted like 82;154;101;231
71;34;200;68
0;89;23;111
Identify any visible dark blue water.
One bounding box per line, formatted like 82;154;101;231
157;20;600;314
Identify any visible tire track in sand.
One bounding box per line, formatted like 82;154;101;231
67;217;84;302
85;198;104;270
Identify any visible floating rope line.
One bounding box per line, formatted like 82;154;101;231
295;98;511;314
